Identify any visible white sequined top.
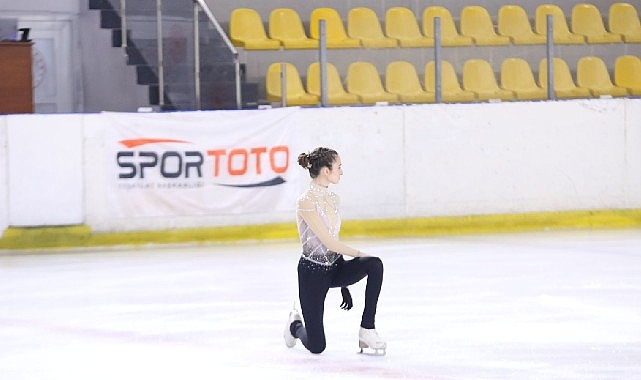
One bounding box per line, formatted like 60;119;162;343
296;181;342;266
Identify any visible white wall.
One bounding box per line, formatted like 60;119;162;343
1;99;640;235
0;0;81;14
0;117;7;233
6;115;84;226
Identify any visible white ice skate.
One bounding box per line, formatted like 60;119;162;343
358;327;386;356
284;309;302;348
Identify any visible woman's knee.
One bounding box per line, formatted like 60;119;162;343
308;340;326;354
367;256;384;274
309;344;325;354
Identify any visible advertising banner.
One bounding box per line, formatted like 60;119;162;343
103;108;302;218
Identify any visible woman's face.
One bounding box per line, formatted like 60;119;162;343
327;155;343;184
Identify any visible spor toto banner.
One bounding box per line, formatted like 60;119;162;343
103;108;301;218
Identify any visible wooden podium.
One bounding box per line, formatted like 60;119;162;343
0;42;34;114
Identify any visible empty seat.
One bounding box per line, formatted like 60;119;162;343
306;62;360;105
346;61;398;104
614;55;641;95
463;59;514;101
497;5;547;44
229;8;281;50
385;7;433;47
572;4;622;43
423;6;473;46
609;3;641;43
614;55;641;96
424;61;476;102
535;4;585;44
348;7;398;48
266;63;319;106
577;56;629;97
500;58;548;100
538;58;592;98
269;8;318;49
310;8;361;48
460;6;510;45
385;61;435;103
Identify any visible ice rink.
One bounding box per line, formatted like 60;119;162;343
1;229;640;379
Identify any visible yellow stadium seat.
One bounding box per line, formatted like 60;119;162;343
266;63;319;106
614;55;641;95
538;58;592;98
385;61;435;103
572;4;622;43
306;62;360;105
229;8;281;50
462;59;514;101
269;8;318;49
497;5;547;44
500;58;548;100
535;4;585;44
347;7;398;48
609;3;641;43
346;61;398;104
577;56;629;97
460;6;510;45
423;6;473;46
310;8;361;48
424;61;476;102
385;7;434;47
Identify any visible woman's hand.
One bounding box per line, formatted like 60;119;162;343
340;287;353;310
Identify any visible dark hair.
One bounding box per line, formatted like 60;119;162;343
297;147;338;178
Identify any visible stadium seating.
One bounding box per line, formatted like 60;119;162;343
614;55;641;95
571;4;622;43
538;58;592;98
576;56;629;96
463;59;514;101
306;62;360;105
346;61;398;104
347;7;398;48
309;8;361;48
424;61;476;102
460;6;510;46
497;5;546;45
535;4;585;44
229;8;281;50
608;3;641;43
500;58;548;100
385;7;434;47
266;63;319;105
269;8;318;49
228;5;638;104
422;6;473;46
385;61;435;103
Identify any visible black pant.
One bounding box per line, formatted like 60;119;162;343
295;255;384;354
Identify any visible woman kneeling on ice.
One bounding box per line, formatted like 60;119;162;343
284;147;386;355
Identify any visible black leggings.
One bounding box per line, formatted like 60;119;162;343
294;255;384;354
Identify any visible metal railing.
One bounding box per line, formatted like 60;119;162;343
113;0;240;110
288;15;559;105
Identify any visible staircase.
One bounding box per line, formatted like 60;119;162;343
88;0;255;111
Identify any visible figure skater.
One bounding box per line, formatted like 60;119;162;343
283;147;386;355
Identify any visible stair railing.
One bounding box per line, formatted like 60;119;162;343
193;0;241;110
117;0;240;110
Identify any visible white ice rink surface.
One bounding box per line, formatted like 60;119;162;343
1;229;640;380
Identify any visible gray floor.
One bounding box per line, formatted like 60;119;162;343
1;229;640;379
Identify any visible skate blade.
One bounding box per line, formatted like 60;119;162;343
359;347;386;356
358;341;386;356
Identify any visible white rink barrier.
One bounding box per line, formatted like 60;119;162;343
1;98;641;234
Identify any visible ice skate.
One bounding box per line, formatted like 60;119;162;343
358;327;386;356
283;309;302;348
